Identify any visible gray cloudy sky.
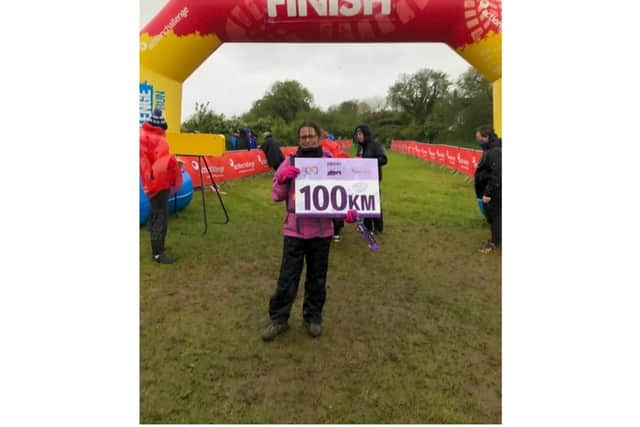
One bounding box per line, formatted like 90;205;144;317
140;0;472;121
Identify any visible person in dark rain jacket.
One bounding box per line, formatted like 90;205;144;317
474;125;502;254
354;124;388;234
260;131;285;171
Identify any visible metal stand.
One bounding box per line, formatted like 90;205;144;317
196;155;230;234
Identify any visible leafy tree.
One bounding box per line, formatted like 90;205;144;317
456;67;493;101
247;80;313;123
270;117;296;146
180;66;494;151
456;69;492;126
333;100;359;116
181;102;228;134
423;93;456;143
387;69;451;124
360;96;387;113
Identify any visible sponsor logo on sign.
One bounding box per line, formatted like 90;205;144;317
191;160;199;170
302;166;319;176
142;7;190;51
235;162;255;170
228;157;255;170
327;161;342;176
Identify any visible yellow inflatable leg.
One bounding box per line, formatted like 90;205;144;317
492;78;502;137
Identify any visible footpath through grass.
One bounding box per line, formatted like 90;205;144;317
140;150;501;423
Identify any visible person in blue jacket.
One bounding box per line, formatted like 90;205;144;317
247;128;257;150
231;129;239;150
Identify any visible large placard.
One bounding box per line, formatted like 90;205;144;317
293;158;380;218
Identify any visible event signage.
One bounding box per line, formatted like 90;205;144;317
267;0;393;18
293;158;380;217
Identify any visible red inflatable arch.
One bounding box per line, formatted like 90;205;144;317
140;0;502;142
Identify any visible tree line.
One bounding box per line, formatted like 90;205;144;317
181;66;492;150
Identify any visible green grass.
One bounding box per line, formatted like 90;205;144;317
140;151;501;423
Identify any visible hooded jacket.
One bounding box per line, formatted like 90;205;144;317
272;149;335;239
474;136;502;199
260;135;285;170
354;124;388;180
140;121;179;198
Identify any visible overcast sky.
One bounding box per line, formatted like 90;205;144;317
140;0;472;121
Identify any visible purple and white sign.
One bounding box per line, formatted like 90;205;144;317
293;158;380;218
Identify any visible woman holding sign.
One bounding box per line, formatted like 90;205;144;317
262;121;335;342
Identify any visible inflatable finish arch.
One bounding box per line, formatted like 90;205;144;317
140;0;502;136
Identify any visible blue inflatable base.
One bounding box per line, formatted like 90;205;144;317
140;169;193;226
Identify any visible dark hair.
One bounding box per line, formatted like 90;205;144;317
297;121;322;139
476;125;496;139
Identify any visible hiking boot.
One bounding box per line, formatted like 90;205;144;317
153;253;175;264
478;242;498;254
261;322;289;341
332;235;341;242
304;322;322;338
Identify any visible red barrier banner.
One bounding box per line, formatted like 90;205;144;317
444;146;459;169
427;144;438;162
470;150;482;174
417;142;429;161
391;140;482;177
455;149;473;175
179;150;271;186
436;145;447;165
410;142;419;158
179;155;224;187
226;150;270;179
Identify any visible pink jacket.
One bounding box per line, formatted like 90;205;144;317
272;154;335;239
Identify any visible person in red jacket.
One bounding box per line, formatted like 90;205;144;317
262;121;335;342
140;109;180;264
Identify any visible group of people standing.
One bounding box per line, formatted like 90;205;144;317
231;128;258;151
139;111;501;341
261;122;501;341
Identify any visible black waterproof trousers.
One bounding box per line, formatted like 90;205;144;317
269;236;332;325
363;215;383;233
149;190;169;256
485;195;501;246
363;189;383;232
333;219;344;236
